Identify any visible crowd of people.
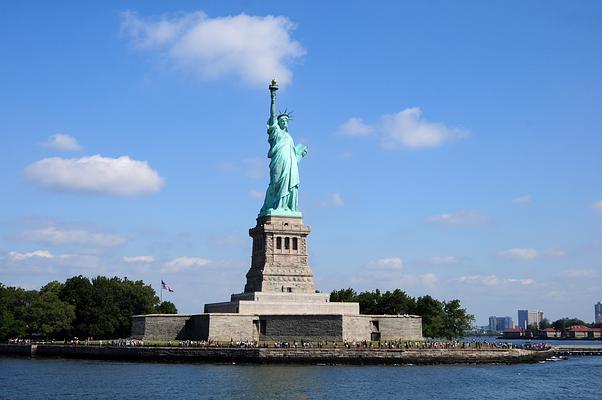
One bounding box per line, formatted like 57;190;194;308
7;338;32;344
110;339;144;347
6;337;552;351
147;339;551;351
370;340;551;351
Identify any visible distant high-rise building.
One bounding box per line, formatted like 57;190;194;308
518;309;544;329
488;316;514;332
595;302;602;324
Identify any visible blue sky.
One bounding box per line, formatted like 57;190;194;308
1;1;601;325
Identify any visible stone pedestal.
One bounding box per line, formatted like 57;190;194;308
204;291;359;315
204;215;359;315
244;215;315;293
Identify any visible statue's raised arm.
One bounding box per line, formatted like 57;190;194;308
268;79;278;128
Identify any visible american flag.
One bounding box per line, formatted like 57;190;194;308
161;280;174;292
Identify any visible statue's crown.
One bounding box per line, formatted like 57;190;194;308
277;108;293;120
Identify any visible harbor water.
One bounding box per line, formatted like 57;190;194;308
1;355;600;399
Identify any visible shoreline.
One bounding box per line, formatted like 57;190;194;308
496;337;602;341
0;343;551;365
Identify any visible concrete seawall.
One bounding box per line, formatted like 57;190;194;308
0;344;33;356
0;344;549;365
553;346;602;356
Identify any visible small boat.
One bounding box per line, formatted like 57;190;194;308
545;356;568;361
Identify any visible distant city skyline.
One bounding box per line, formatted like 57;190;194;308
1;1;602;325
518;310;545;329
488;316;513;332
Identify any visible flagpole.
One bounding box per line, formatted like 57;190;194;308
160;281;163;303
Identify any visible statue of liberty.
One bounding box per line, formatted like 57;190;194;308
259;79;308;217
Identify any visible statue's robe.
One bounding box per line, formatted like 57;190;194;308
261;121;305;213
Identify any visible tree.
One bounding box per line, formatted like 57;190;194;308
0;284;28;340
415;295;447;338
539;318;551;330
0;284;74;339
85;276;121;338
28;287;74;338
59;275;160;338
2;276;167;340
380;289;415;315
60;275;95;337
10;288;38;337
84;276;159;338
357;289;382;315
330;288;473;339
552;318;587;331
330;288;357;303
443;299;474;339
156;301;178;314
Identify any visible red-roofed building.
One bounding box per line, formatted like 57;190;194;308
541;328;561;338
502;328;524;339
567;325;601;339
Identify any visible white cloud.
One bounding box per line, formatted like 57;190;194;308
339;108;467;150
8;250;53;261
218;158;266;180
123;255;155;263
55;254;100;269
541;249;566;258
42;133;82;152
249;189;264;199
456;275;534;287
352;267;439;291
498;248;539;260
368;257;403;270
216;161;237;174
338;117;374;136
162;256;211;273
321;192;344;208
562;269;600;278
421;273;438;288
503;277;535;285
429;256;460;265
381;108;467;149
25;155;164;196
208;235;243;246
4;250;100;271
22;227;127;247
121;10;306;86
457;275;499;287
593;200;602;214
512;195;532;204
427;210;486;228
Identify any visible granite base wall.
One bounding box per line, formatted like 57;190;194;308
261;315;343;342
206;314;258;342
378;315;423;341
131;314;193;340
132;313;423;342
342;315;423;341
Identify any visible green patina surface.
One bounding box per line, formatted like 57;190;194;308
259;80;307;218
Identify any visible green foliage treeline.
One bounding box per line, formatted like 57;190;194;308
0;276;177;341
536;318;602;331
330;288;474;339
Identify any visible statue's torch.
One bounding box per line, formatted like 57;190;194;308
269;78;279;93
